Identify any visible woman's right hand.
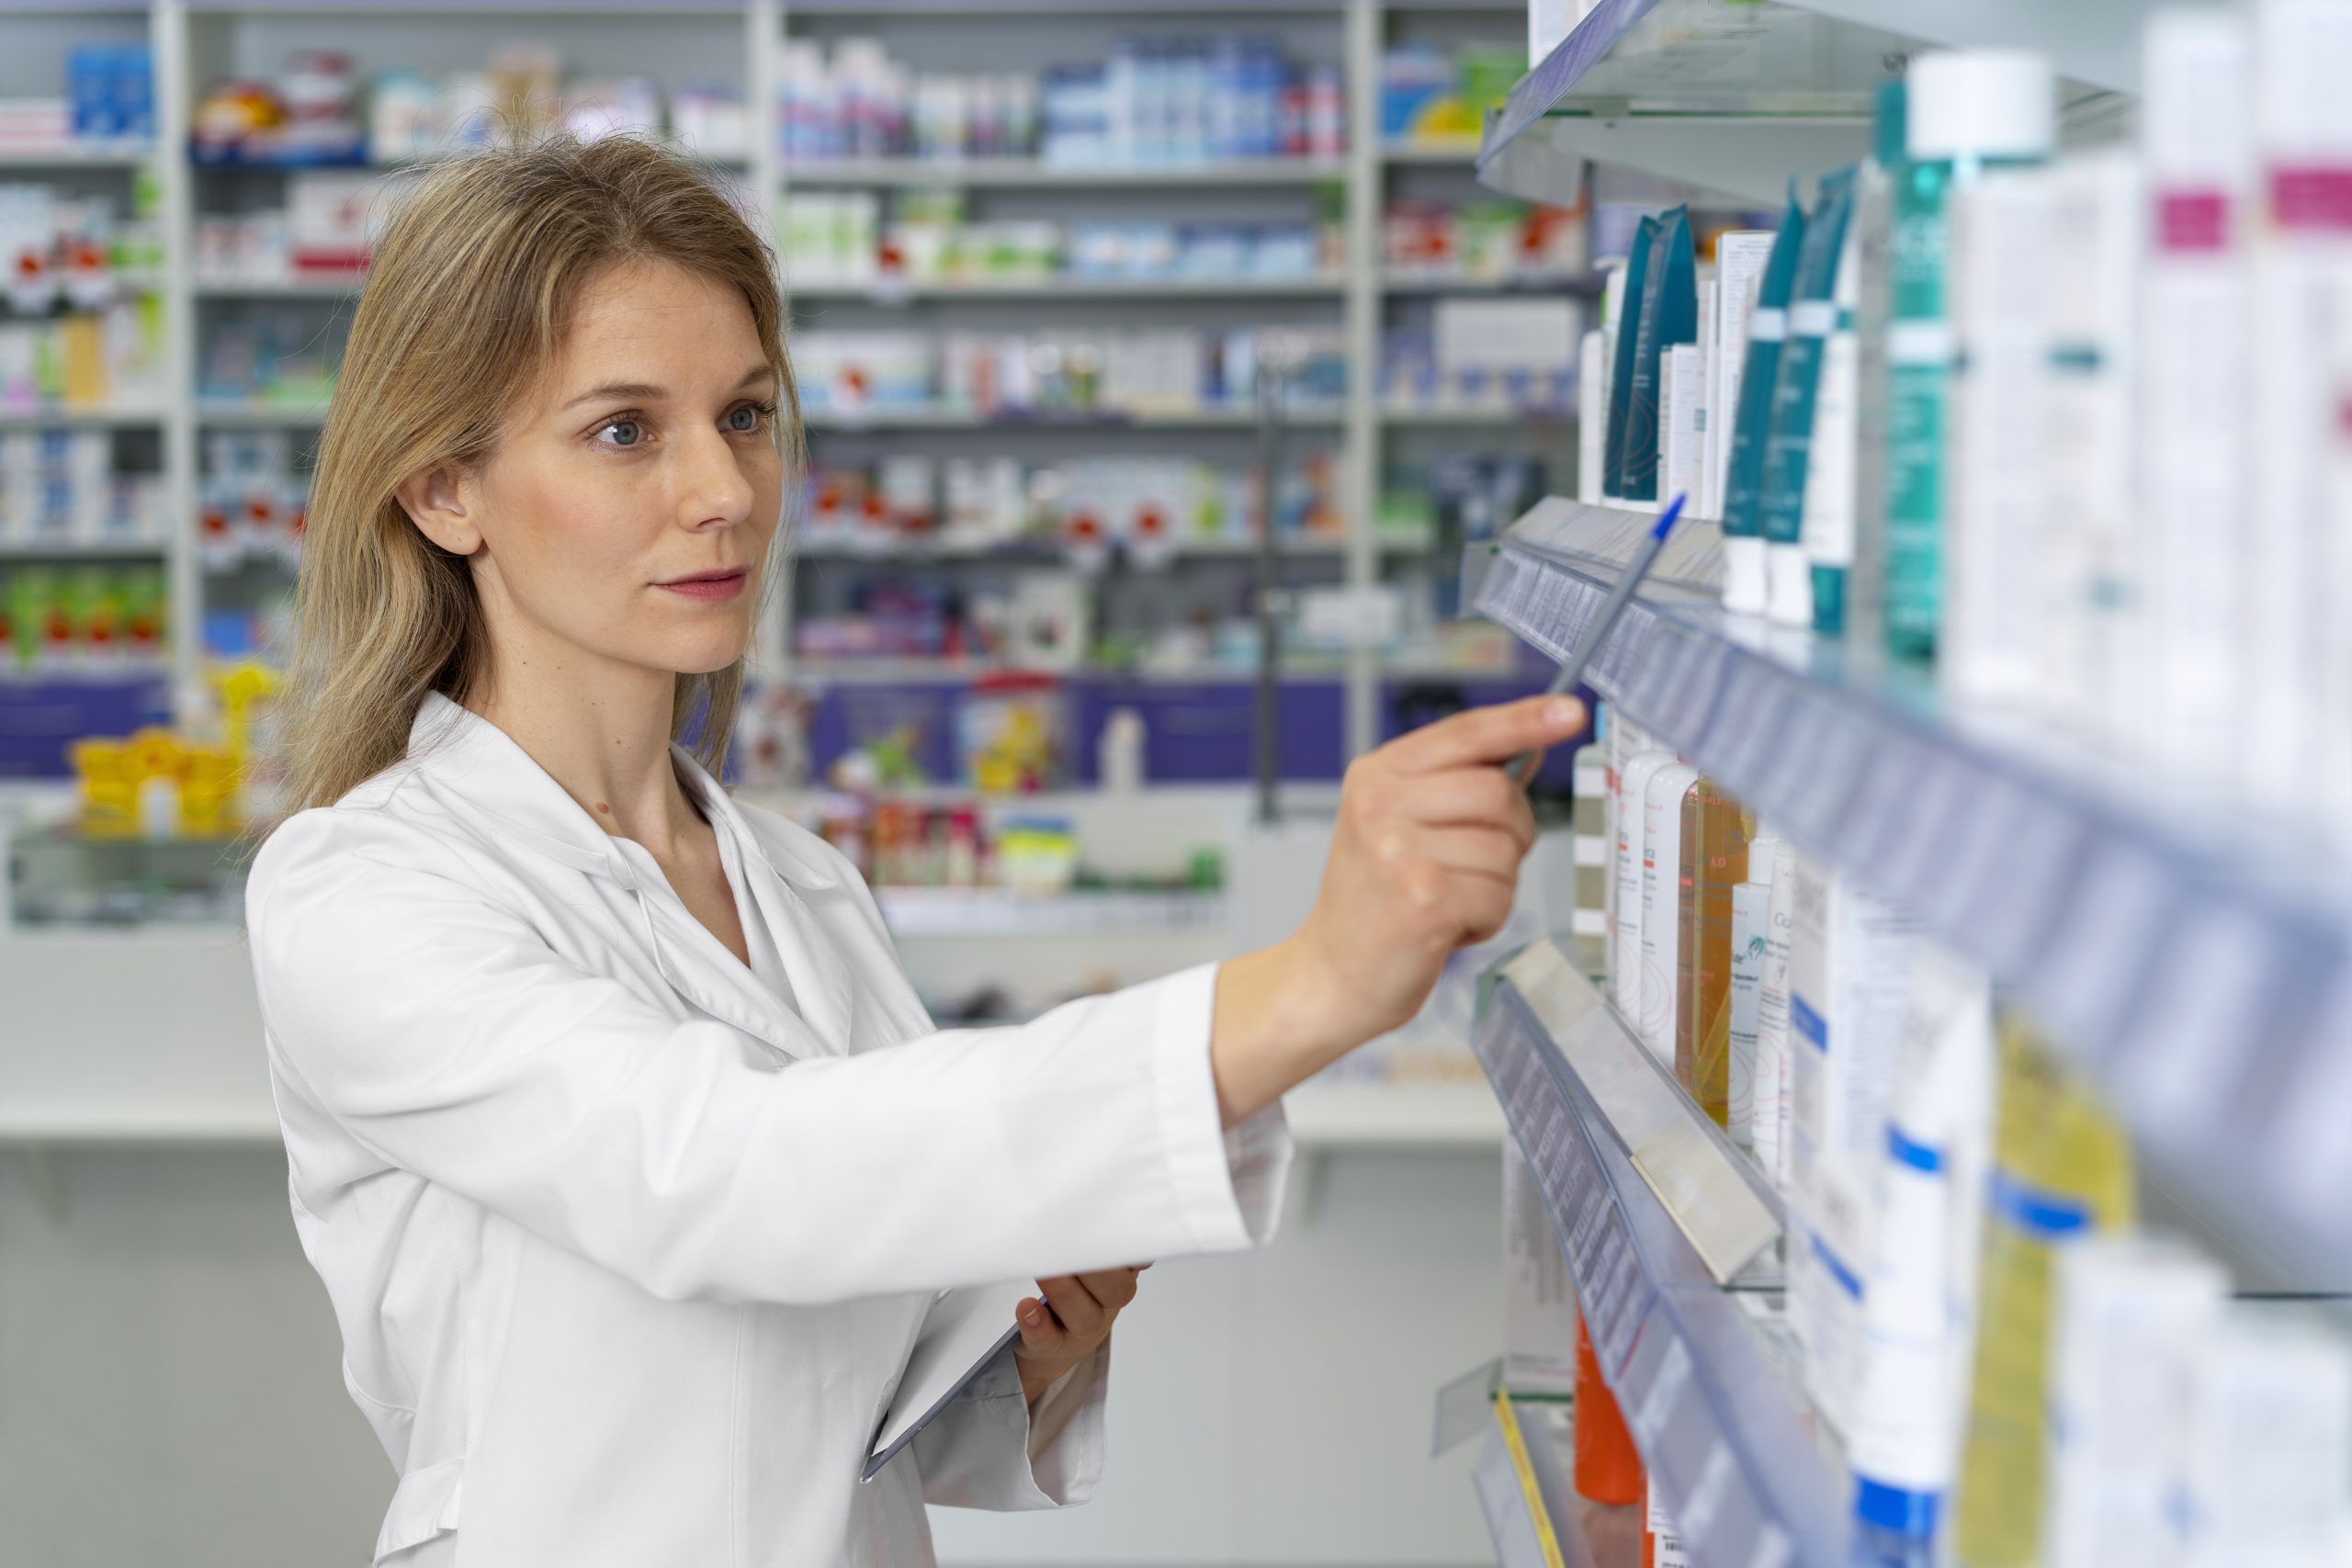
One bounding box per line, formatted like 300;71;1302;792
1209;694;1588;1125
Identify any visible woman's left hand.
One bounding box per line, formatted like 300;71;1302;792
1012;1265;1148;1410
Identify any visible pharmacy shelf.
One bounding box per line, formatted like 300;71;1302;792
192;276;364;299
1283;1081;1504;1149
0;0;1544;766
0;145;153;169
800;405;1345;432
1474;937;1847;1568
1381;138;1484;164
192;400;328;427
1472;1394;1596;1568
0;539;168;558
1382;402;1574;425
0;404;167;429
0;1103;280;1145
1380;272;1600;296
782;157;1348;187
784;276;1345;302
1471;498;2352;1287
0;1098;1505;1152
791;534;1432;560
873;886;1226;936
1476;0;2135;205
1768;0;2161;95
787;658;1444;684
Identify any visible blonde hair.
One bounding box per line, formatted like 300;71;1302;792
277;134;802;814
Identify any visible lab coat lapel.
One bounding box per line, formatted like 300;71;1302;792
641;902;843;1063
403;695;857;1060
670;746;858;1058
736;860;858;1056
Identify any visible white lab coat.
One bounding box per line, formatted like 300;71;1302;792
244;693;1293;1567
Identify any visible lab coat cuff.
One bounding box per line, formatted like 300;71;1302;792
916;1337;1107;1509
1152;964;1294;1257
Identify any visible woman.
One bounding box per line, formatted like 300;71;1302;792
245;136;1579;1567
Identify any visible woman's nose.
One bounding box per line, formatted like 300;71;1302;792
677;428;754;529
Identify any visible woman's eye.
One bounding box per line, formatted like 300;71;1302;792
726;404;763;434
599;419;643;447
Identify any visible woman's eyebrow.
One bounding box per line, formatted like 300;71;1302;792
561;364;770;411
563;380;665;410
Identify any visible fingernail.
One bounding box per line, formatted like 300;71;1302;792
1545;697;1580;728
1019;1303;1039;1325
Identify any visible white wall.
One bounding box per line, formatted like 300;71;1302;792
0;1144;1503;1566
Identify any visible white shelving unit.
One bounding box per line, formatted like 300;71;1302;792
1;0;1557;1160
784;275;1348;301
0;0;1574;762
780;155;1350;186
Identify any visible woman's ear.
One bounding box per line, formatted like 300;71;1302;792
395;464;482;556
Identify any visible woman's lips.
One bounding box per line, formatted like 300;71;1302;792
657;570;746;603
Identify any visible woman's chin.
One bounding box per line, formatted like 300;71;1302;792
649;635;752;678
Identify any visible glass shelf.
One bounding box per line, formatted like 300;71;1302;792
1470;497;2352;1302
1473;938;1849;1567
1477;0;2133;206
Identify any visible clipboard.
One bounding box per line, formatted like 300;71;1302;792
862;1279;1033;1483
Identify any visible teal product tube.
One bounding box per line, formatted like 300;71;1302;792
1619;206;1696;505
1826;79;1907;640
1759;170;1858;626
1602;216;1657;502
1883;51;2054;660
1720;190;1808;614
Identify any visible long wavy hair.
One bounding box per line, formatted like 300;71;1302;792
277;134;801;814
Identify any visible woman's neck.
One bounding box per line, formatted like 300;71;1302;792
468;658;700;857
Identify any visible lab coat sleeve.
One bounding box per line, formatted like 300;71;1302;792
247;807;1295;1307
911;1337;1106;1509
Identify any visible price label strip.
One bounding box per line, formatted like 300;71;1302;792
1472;951;1850;1568
1490;1395;1572;1568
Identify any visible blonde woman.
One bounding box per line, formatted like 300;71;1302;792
246;136;1579;1567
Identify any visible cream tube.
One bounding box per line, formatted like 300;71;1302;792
1749;831;1798;1189
1726;878;1772;1149
1613;749;1678;1018
1848;953;1993;1559
1638;761;1700;1063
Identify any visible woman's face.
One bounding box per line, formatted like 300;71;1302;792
407;258;786;685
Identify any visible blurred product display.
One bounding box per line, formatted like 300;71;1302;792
0;44;155;155
0;428;164;549
796;451;1349;556
789;323;1351;420
782;187;1341;288
2;560;167;673
778;33;1341;168
1;1;1578;816
1378;39;1521;150
190;46;750;167
1382;197;1582;283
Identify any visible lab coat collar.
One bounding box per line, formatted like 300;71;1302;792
404;692;840;894
405;693;856;1058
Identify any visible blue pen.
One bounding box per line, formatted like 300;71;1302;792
1507;493;1687;787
